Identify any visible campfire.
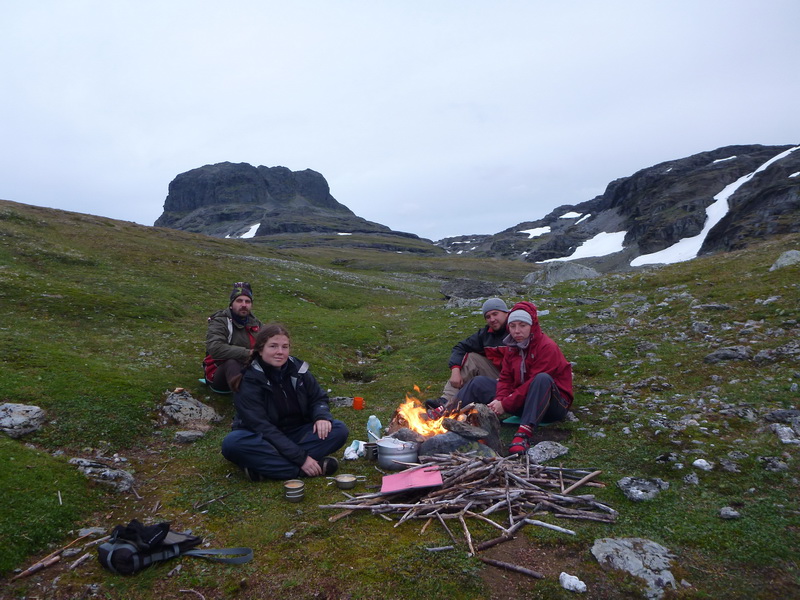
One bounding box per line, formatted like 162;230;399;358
388;386;470;439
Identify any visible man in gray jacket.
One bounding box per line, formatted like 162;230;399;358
203;282;263;392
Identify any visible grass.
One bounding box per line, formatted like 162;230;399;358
1;198;799;598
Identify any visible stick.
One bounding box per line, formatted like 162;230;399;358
435;512;458;545
562;470;603;495
425;545;454;552
68;552;93;570
524;519;576;536
458;514;476;555
11;531;92;581
477;557;544;579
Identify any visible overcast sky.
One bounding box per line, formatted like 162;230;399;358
2;1;798;241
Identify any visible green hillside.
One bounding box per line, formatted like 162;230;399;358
1;199;798;599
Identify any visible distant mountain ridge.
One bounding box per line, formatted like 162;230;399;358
154;144;800;271
437;144;800;271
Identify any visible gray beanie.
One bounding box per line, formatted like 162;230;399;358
507;309;533;325
481;298;508;315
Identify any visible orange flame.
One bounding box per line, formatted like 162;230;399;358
397;386;448;436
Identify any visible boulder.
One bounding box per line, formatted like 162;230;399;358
769;250;800;271
591;537;676;599
523;262;601;286
0;403;46;438
161;390;221;426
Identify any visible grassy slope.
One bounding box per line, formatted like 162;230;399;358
1;199;798;599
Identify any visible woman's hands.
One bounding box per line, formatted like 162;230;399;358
313;419;332;440
487;399;505;416
300;455;322;477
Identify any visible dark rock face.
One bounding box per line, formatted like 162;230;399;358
437;144;800;268
155;162;354;233
154;162;430;249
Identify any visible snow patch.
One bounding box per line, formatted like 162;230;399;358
540;231;626;263
519;226;550;239
632;145;800;267
559;211;582;219
713;155;737;164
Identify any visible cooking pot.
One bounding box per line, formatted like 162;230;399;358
376;437;419;471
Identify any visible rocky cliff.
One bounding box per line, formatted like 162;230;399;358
154;162;423;244
437;144;800;270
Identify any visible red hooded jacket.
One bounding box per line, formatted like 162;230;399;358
494;301;573;414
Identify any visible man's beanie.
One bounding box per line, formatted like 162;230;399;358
230;282;253;303
507;309;533;325
481;298;508;315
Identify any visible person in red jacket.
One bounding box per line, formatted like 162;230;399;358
456;301;573;455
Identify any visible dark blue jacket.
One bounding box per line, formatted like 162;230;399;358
232;356;333;466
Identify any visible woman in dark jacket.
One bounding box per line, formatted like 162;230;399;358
221;323;349;480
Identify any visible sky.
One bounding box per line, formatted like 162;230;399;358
1;1;799;242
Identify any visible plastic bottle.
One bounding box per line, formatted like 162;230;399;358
367;415;382;441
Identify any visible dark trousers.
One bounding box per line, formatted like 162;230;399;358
457;373;570;428
221;420;349;480
209;359;245;392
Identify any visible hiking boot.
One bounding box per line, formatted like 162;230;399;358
426;405;446;420
243;467;264;482
321;456;339;476
508;435;531;455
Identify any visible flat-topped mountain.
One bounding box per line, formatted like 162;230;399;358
154;162;426;248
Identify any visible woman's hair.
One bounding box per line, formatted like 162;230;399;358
232;323;292;392
248;323;291;363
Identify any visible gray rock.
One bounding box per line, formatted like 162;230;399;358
527;441;569;464
692;459;714;471
764;409;800;423
175;430;205;443
770;423;799;444
418;431;496;457
758;456;789;472
162;390;221;425
523;263;601;286
719;507;741;519
703;346;751;363
591;537;676;599
68;458;135;492
464;403;503;455
617;477;670;501
0;403;46;438
683;473;700;485
769;250;800;271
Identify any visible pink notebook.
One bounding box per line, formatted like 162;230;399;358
381;466;443;494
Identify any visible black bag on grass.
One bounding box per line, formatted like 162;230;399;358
98;519;252;575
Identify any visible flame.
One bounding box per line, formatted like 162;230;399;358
397;386;448;436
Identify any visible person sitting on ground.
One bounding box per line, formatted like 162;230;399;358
455;301;573;455
221;323;349;480
203;282;263;392
427;298;510;417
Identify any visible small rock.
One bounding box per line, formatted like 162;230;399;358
692;459;714;471
683;473;700;485
617;477;670;501
719;507;741;519
559;572;587;593
175;430;205;443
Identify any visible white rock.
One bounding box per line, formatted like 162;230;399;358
692;459;713;471
559;572;587;593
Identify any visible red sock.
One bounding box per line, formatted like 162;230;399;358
515;424;533;439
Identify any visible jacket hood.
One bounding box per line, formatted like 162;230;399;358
508;301;539;328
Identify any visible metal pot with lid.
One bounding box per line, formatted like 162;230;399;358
376;437;419;471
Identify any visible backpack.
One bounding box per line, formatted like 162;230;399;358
97;519;252;575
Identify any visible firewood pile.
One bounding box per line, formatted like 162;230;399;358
320;452;616;570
